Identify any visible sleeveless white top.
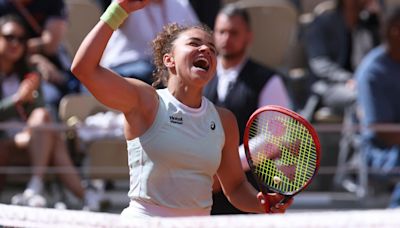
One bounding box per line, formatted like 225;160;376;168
125;88;224;216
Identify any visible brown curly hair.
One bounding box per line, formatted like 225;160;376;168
151;23;212;88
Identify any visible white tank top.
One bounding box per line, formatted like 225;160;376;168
126;88;224;214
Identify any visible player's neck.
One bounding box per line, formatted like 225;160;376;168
167;81;203;109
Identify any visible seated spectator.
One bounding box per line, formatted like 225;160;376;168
203;4;292;215
355;6;400;208
303;0;381;120
0;14;102;210
100;0;198;85
0;0;81;116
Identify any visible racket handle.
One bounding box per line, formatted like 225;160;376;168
280;196;290;204
257;192;271;213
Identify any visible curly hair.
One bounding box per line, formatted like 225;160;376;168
151;23;212;88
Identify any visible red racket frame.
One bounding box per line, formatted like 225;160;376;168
243;105;321;212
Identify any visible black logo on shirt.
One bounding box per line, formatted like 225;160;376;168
210;121;216;130
169;116;183;124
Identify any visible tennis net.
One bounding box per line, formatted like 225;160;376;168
0;203;399;228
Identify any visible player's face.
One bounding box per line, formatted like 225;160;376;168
0;21;26;63
214;14;252;60
166;28;217;87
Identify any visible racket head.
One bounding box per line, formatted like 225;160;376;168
243;105;321;197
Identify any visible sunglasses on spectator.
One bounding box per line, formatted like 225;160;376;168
1;34;27;44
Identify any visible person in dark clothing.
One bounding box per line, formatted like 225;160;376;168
303;0;381;119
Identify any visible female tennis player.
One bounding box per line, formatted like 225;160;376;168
71;0;293;217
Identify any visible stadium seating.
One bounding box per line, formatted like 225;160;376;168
58;94;128;181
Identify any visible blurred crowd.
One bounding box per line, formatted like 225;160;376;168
1;0;400;212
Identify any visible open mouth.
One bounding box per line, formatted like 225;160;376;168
193;57;210;71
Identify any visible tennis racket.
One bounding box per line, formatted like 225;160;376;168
243;105;320;213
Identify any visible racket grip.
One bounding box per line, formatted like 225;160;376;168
257;192;271;213
280;196;290;204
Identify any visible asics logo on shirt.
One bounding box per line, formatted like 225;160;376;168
210;121;216;130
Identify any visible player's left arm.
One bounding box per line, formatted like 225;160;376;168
215;107;264;213
216;107;293;213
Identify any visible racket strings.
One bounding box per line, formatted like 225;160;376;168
248;111;318;194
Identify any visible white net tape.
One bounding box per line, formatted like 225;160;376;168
0;203;400;228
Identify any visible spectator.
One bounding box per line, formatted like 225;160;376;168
203;4;292;215
0;14;102;211
303;0;381;120
356;6;400;208
0;0;80;116
100;0;198;85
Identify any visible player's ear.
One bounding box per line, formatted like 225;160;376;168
163;53;175;68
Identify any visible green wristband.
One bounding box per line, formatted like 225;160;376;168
100;2;129;30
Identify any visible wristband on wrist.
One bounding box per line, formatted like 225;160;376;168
100;2;129;30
